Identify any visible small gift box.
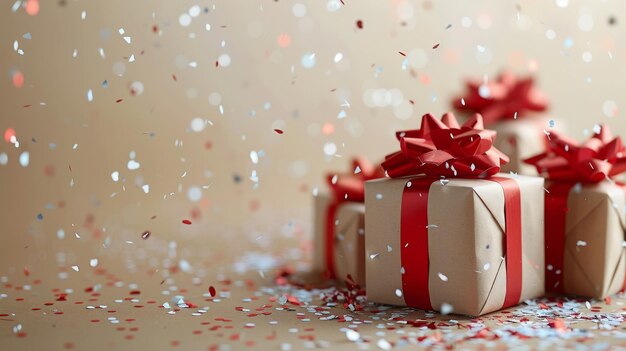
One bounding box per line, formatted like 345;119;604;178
453;71;552;175
312;158;384;286
525;126;626;298
365;113;545;316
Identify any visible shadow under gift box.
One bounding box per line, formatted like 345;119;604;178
545;181;626;298
365;174;545;316
312;191;366;286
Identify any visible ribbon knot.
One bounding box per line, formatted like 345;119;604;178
382;112;509;178
525;125;626;183
453;71;549;125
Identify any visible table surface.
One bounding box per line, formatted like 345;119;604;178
1;228;625;351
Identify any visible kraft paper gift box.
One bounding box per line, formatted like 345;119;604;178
526;126;626;298
312;192;366;286
453;71;554;175
365;112;545;316
490;118;551;175
311;158;384;286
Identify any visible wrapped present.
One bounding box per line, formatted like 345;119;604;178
365;112;545;316
453;71;551;175
525;126;626;298
312;157;384;286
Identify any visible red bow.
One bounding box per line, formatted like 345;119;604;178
327;157;385;202
453;71;548;125
382;112;509;178
525;126;626;183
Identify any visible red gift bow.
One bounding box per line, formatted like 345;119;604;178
324;157;384;279
525;126;626;293
382;112;509;178
525;125;626;183
327;157;385;202
452;71;549;125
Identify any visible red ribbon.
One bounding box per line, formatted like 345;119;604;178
452;71;549;125
622;184;626;293
400;178;434;310
544;182;575;293
324;157;384;279
525;126;626;292
382;113;509;179
400;177;523;311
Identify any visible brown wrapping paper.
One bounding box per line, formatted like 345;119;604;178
312;192;366;286
557;182;626;298
491;118;547;176
365;174;544;316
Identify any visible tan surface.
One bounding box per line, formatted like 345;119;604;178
2;0;626;349
365;174;544;316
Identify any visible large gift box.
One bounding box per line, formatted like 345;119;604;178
365;113;545;316
453;71;552;175
526;126;626;298
312;158;384;286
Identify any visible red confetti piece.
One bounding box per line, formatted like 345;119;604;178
23;266;30;276
209;286;216;297
182;219;192;225
25;0;39;16
548;318;567;331
398;51;406;56
12;71;24;88
432;43;440;49
115;99;123;103
4;128;16;143
356;20;363;29
172;74;177;81
273;129;284;134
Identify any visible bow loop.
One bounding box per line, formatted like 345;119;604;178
524;125;626;183
382;112;509;178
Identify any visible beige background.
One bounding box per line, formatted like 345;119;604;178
2;1;626;349
2;0;625;271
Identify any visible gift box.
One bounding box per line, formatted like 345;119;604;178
312;158;384;286
526;126;626;298
365;113;545;316
453;71;552;175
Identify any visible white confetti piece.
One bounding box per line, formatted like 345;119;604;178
377;339;392;351
127;160;140;170
438;273;448;282
19;151;29;167
345;329;360;342
440;303;454;315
